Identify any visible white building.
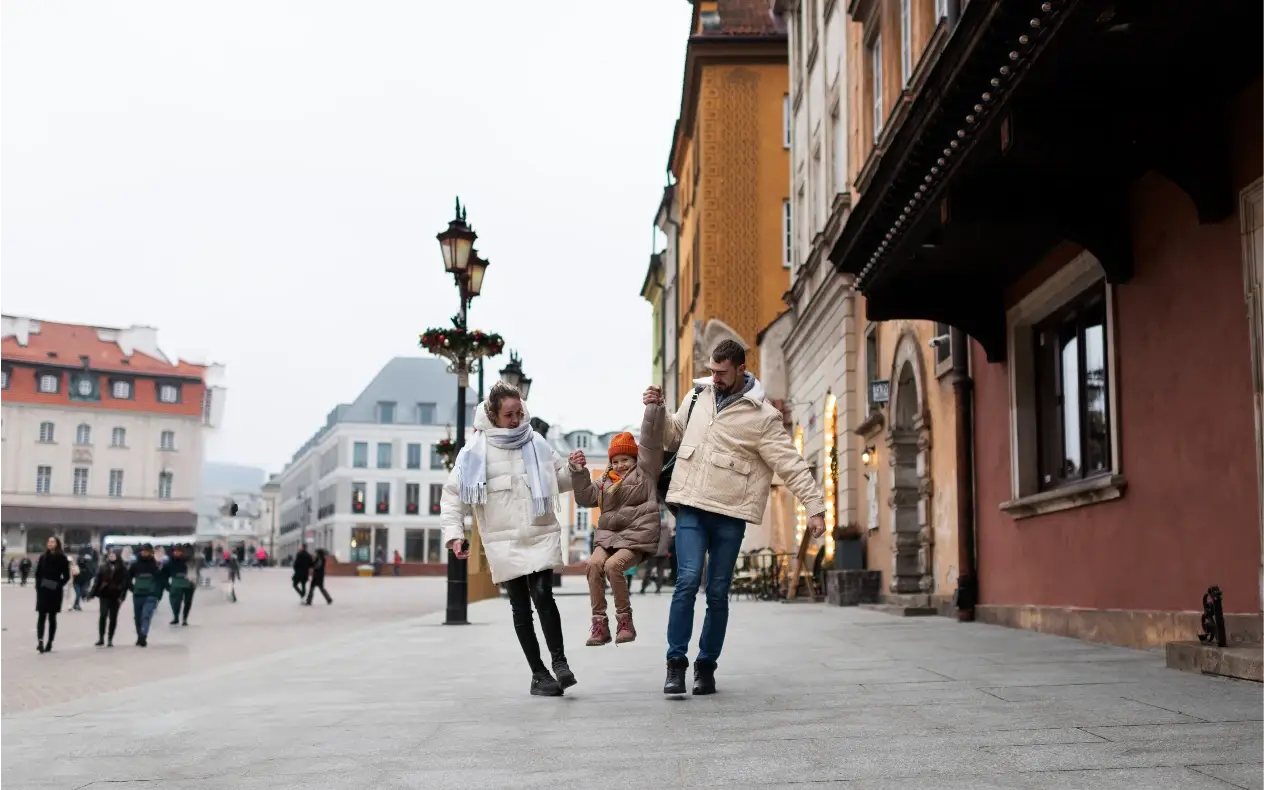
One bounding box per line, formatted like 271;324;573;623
272;357;472;565
1;315;225;556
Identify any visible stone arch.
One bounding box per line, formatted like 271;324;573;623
692;319;748;376
884;329;934;600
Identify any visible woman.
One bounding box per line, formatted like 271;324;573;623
34;536;71;653
90;549;129;647
440;381;576;697
304;548;332;605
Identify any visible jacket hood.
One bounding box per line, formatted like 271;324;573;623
472;399;533;432
691;375;766;404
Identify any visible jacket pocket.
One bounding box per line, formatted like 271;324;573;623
672;445;697;491
703;451;752;503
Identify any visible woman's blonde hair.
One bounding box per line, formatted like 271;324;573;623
485;381;523;424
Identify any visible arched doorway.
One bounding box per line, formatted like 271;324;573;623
885;331;933;600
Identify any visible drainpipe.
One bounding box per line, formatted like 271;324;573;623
665;170;683;400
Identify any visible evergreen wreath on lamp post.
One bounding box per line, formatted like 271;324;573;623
419;321;505;362
435;437;458;470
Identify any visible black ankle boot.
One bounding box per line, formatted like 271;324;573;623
664;657;689;695
530;671;563;697
692;660;717;695
95;637;105;647
552;657;577;690
36;640;44;654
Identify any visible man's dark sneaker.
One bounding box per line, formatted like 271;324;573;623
137;636;148;647
530;671;564;697
169;618;179;626
95;638;105;647
693;659;717;695
664;657;689;695
552;659;577;690
181;620;189;627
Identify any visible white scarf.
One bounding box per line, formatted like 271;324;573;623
456;422;559;518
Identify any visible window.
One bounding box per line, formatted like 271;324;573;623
574;434;590;451
158;472;173;499
160;430;175;451
429;483;443;516
900;0;913;86
430;444;448;470
870;34;884;141
1;369;7;389
576;509;590;531
158;384;180;403
1003;251;1122;517
111;427;126;447
376;401;396;424
75;424;92;445
416;402;436;424
38;374;58;393
72;374;97;400
36;466;52;494
376;442;392;469
464;404;476;427
866;325;880;414
352;482;367;514
38;421;55;443
783;199;793;268
353;442;368;468
427;528;443;563
375;482;390;514
73;468;89;496
108;469;124;498
405;529;426;562
1033;286;1111;491
934;322;953;375
406;483;421;515
406;443;422;469
111;380;132;399
783;94;791;148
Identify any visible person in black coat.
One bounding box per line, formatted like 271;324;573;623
304;548;332;605
34;537;71;654
19;556;32;586
129;544;165;647
90;549;129;647
162;544;196;626
291;545;313;600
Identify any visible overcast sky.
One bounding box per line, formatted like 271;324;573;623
2;1;690;472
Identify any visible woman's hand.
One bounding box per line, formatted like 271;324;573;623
448;539;469;560
569;450;587;470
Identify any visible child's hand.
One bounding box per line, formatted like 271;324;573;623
569;450;587;469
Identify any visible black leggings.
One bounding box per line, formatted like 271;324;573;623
504;570;566;674
99;597;122;640
36;612;58;644
306;577;331;604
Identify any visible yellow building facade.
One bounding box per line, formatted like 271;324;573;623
670;1;791;400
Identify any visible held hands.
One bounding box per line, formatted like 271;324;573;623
568;450;587;470
447;539;469;560
642;385;664;406
807;514;827;539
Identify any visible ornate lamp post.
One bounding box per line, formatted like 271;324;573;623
423;198;504;626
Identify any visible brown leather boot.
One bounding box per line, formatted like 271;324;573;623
615;612;636;644
585;616;611;646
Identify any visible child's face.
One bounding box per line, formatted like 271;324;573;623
610;455;636;476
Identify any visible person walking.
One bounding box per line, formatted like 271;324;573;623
648;339;827;696
569;400;665;647
128;543;165;647
73;552;96;611
34;537;72;654
640;510;674;595
393;550;402;577
90;549;129;647
304;548;332;605
440;381;577;698
7;557;17;584
19;555;32;586
163;544;196;626
291;544;313;600
67;553;83;611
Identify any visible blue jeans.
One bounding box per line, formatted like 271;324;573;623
666;506;746;665
133;595;158;637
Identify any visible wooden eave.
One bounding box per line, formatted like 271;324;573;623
828;0;1263;363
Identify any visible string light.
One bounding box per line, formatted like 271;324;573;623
823;392;837;561
794;425;807;548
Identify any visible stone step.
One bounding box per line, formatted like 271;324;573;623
1165;640;1263;682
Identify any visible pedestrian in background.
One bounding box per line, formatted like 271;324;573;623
91;549;129;647
292;544;313;600
34;536;71;654
304;548;332;605
67;553;83;611
19;556;32;586
393;550;402;577
640;506;674;595
7;557;16;584
163;544;195;626
129;543;164;647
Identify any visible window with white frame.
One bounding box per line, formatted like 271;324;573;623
158;471;174;500
783;199;793;268
158;384;179;403
111;427;126;447
576;509;590;531
76;424;92;445
1004;251;1122;514
870;34;884;141
574;434;590;450
38;374;58;394
38;421;55;443
783;94;791;148
160;430;175;451
1;369;7;389
36;465;52;494
109;469;124;498
900;0;913;86
73;467;89;496
112;379;132;399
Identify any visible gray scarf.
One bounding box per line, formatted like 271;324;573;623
715;372;756;413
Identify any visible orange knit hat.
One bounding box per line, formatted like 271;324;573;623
607;432;638;460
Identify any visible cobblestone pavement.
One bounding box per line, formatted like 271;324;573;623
2;586;1261;789
0;568;448;714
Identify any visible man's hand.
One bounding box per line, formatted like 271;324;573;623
807;514;826;539
643;385;663;406
447;539;469;560
569;450;587;470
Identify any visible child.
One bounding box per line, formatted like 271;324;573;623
570;400;665;646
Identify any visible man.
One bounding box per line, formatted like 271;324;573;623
163;544;195;626
647;339;826;696
292;544;313;600
129;543;165;647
